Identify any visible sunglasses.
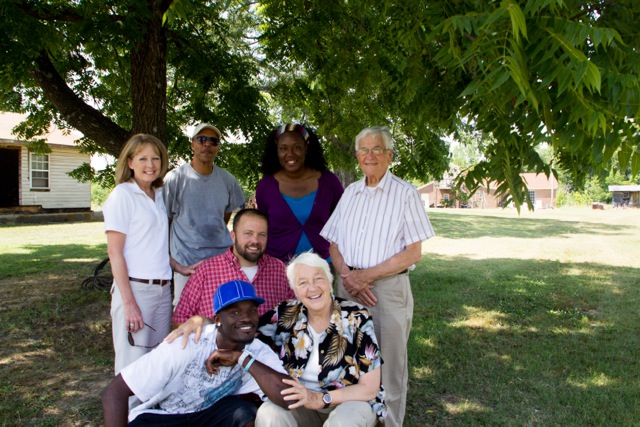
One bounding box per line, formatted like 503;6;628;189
128;323;159;349
194;135;220;146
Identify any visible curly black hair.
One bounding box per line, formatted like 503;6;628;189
260;123;329;176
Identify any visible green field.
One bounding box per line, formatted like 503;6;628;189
1;207;639;426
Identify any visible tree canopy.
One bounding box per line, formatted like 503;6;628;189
0;0;271;185
1;0;639;207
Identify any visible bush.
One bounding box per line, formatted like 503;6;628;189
556;187;591;207
91;183;111;207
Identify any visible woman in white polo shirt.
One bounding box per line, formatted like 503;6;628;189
103;134;172;374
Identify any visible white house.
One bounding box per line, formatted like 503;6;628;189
0;112;90;211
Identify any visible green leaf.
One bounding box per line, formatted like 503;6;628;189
631;151;640;177
502;0;528;43
618;143;632;170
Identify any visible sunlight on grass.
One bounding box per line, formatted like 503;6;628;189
0;346;53;364
414;336;436;348
567;372;617;389
63;258;100;263
451;306;509;332
564;267;585;276
442;397;489;415
413;366;434;379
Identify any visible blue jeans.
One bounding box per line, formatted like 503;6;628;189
129;396;258;427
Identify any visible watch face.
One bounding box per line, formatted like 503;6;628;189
323;393;332;404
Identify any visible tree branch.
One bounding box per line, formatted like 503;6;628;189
569;0;617;21
16;2;84;22
30;51;129;157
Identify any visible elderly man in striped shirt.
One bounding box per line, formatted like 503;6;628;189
320;126;435;427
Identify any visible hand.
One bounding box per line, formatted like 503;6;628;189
124;301;144;333
174;260;203;276
355;287;377;307
341;269;372;296
164;315;210;348
205;349;241;376
281;377;323;410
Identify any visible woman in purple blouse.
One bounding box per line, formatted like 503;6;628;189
255;123;343;263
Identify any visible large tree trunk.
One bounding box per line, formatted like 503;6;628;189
130;0;168;142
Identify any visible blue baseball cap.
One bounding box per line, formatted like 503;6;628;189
213;280;265;314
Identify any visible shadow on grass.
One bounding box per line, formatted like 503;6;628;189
0;243;107;279
428;212;628;239
407;254;640;426
0;285;112;425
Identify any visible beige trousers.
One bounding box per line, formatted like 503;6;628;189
338;273;413;427
255;400;377;427
172;271;189;309
110;280;172;375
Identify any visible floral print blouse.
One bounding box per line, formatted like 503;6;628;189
257;297;387;421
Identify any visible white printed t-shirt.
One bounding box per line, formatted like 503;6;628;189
121;324;286;422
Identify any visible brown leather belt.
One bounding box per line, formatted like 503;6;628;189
347;266;408;275
129;277;171;286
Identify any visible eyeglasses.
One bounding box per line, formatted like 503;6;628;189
194;136;220;146
128;323;159;349
356;147;387;156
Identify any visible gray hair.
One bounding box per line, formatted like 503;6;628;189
286;252;333;291
354;126;394;151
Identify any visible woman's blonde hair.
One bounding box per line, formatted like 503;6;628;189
114;134;169;188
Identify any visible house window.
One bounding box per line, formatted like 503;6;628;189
443;194;450;202
528;190;536;204
30;153;50;189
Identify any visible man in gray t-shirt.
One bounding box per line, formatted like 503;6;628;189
164;123;244;308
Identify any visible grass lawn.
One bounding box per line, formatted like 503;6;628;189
407;207;640;425
1;207;639;425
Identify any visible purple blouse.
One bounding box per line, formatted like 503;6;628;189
255;170;344;262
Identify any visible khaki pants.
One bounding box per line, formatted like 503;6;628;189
255;400;377;427
338;273;413;427
172;271;189;309
111;280;172;375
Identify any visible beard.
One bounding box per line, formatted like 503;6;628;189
235;241;263;263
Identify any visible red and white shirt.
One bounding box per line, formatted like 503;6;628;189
172;248;294;323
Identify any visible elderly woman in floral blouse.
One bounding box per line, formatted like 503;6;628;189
255;251;385;426
168;252;385;426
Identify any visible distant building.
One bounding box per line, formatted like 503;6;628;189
521;172;559;209
0;112;90;212
608;185;640;207
417;167;558;209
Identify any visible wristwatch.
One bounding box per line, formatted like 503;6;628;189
322;392;332;408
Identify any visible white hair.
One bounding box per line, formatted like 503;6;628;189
354;126;394;151
286;252;333;291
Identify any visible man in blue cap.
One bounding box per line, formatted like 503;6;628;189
102;280;290;427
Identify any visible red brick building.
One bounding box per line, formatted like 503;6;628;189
417;171;558;209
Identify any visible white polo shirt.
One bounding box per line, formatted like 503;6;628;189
103;181;171;280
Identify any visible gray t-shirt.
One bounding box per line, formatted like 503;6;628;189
164;163;244;266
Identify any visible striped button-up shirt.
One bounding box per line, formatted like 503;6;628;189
320;171;435;269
